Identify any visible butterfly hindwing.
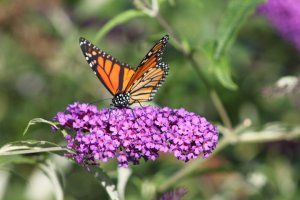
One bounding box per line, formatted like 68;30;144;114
128;62;169;103
79;37;135;95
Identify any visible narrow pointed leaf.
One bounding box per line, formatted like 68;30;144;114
0;140;66;156
39;160;64;200
95;10;145;42
23;118;58;136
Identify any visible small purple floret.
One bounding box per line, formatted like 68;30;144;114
53;102;218;167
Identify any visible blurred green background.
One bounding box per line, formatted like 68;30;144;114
0;0;300;199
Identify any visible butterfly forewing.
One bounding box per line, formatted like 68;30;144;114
125;35;169;104
125;35;169;91
79;37;135;95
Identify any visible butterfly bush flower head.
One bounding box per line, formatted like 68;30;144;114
257;0;300;52
53;102;218;168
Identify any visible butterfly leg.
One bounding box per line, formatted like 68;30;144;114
108;107;116;121
136;100;144;108
129;107;137;119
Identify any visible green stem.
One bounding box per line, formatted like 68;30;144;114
231;129;300;144
210;89;232;129
155;13;188;55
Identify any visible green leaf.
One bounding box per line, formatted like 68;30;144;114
212;0;264;90
39;160;64;200
214;57;238;90
23;118;67;137
0;140;66;156
23;118;58;136
0;155;37;166
117;168;132;200
91;167;121;200
95;10;146;42
214;0;264;60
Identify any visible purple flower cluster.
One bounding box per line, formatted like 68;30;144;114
257;0;300;52
54;102;218;167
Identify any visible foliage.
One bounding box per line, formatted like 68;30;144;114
0;0;300;199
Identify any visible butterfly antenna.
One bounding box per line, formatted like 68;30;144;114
89;98;112;104
128;107;136;119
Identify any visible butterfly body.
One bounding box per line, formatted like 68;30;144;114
111;93;131;107
79;35;169;107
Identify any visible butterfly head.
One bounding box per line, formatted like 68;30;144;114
112;93;131;108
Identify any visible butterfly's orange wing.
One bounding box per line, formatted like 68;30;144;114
125;35;169;104
79;37;135;96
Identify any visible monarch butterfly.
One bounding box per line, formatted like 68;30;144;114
79;35;170;107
